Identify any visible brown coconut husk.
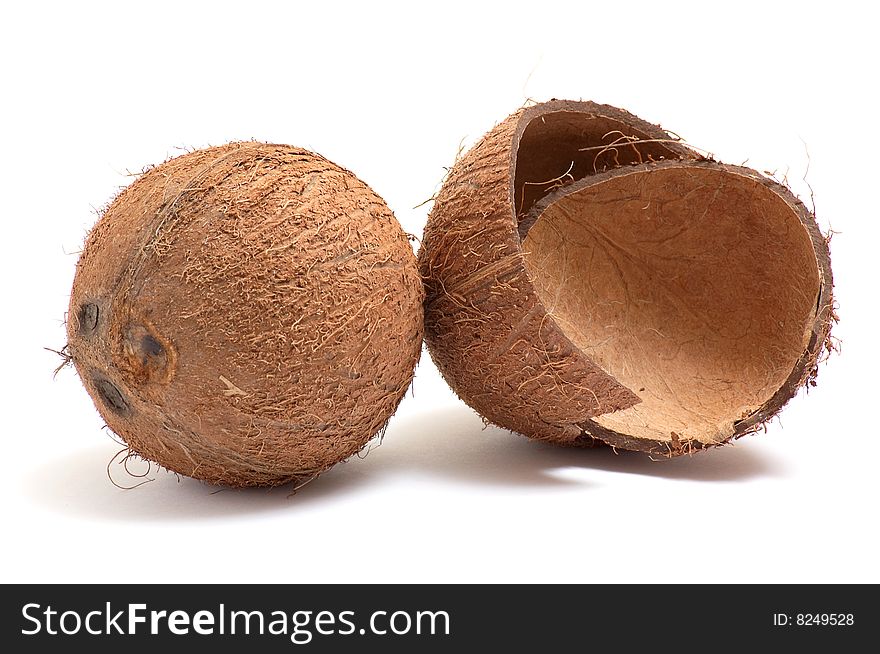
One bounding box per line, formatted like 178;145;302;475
420;100;833;456
68;142;424;486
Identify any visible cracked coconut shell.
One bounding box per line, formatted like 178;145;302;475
68;142;423;486
419;100;833;455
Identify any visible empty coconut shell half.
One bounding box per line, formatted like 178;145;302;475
420;100;833;456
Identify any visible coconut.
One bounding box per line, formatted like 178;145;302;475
420;100;833;455
68;142;423;486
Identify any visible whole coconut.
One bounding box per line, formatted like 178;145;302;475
68;142;423;486
420;101;833;456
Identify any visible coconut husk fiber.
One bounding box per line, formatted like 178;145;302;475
420;100;833;456
68;142;423;486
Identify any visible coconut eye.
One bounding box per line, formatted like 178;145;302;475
139;334;164;360
78;302;99;335
93;377;130;417
123;324;171;383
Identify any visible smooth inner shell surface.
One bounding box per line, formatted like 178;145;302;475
522;162;821;445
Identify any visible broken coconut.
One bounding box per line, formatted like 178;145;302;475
68;142;423;486
419;100;833;455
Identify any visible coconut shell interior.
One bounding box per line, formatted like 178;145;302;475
513;110;685;216
522;162;822;446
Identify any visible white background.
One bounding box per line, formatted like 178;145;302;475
2;1;878;583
